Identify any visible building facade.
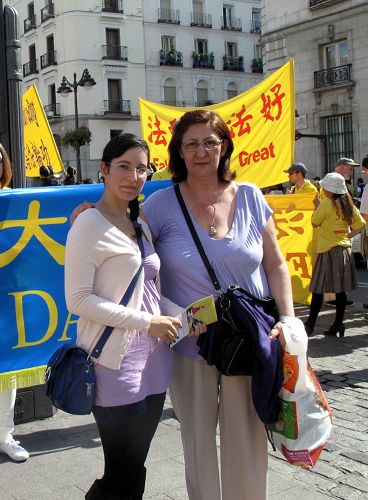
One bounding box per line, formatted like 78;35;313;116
7;0;263;181
261;0;368;180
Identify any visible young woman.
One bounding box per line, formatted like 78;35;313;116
64;133;184;500
304;172;365;337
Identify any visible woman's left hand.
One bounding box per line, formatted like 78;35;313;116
269;321;286;349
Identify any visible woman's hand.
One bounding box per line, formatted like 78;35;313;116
187;320;207;337
269;321;286;349
70;202;95;225
149;315;182;344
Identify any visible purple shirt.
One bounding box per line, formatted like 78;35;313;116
95;239;173;407
142;183;272;359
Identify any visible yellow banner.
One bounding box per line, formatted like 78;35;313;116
266;193;317;304
139;60;294;188
22;85;64;177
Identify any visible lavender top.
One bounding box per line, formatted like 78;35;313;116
142;182;273;360
95;239;173;406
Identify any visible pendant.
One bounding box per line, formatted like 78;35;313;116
209;225;217;236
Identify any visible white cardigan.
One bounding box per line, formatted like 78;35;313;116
65;209;154;369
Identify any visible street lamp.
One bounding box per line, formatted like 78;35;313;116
57;68;96;182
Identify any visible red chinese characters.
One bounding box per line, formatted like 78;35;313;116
147;115;169;146
260;83;285;122
226;104;253;138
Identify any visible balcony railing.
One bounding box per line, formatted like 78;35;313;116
195;100;214;107
41;3;54;23
161;101;185;107
24;15;36;33
158;8;180;24
250;19;261;33
102;0;124;13
23;60;38;77
40;51;57;69
104;99;131;115
223;55;244;72
102;45;128;61
192;53;215;69
221;16;242;31
190;12;212;28
314;64;352;88
309;0;342;7
160;50;183;67
44;103;60;117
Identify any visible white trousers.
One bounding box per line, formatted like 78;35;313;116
0;388;16;443
170;353;268;500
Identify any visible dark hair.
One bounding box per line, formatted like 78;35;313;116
168;110;235;183
362;156;368;168
331;193;355;226
101;133;150;239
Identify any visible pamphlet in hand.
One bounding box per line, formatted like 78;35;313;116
170;295;218;348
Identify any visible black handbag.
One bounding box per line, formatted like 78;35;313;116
174;184;278;377
45;236;144;414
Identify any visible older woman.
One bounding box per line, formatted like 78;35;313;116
0;144;29;462
141;110;295;500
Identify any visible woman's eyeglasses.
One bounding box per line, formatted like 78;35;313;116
105;162;152;177
181;139;223;152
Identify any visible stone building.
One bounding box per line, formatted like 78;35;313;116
261;0;368;180
6;0;263;181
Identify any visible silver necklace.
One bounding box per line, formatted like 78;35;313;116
187;183;220;236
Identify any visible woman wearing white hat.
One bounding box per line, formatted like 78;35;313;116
304;173;365;337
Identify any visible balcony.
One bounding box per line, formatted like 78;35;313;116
104;99;131;115
160;50;183;67
190;12;212;28
250;20;261;33
40;51;57;69
41;3;54;23
158;8;180;24
44;103;60;117
161;101;185;107
24;15;36;33
195;100;214;107
102;0;124;13
102;45;128;61
314;64;352;88
309;0;345;8
221;16;242;31
192;52;215;69
251;58;263;73
223;55;244;72
23;60;38;77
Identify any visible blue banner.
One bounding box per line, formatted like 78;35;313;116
0;181;171;389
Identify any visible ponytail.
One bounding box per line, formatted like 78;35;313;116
128;197;143;239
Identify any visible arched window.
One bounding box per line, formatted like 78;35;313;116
163;77;177;106
226;82;238;100
196;79;211;106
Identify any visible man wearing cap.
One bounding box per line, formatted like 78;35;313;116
335;157;360;197
284;163;317;194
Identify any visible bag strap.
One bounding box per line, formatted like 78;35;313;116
174;184;221;291
174;184;274;306
89;231;145;361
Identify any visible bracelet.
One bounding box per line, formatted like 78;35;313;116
279;315;296;323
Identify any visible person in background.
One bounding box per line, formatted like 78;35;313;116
304;173;364;337
355;177;365;198
312;176;321;192
151;165;171;180
0;143;29;462
284;162;318;194
358;156;368;314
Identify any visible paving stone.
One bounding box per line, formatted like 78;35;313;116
330;484;368;499
339;474;368;492
340;450;368;466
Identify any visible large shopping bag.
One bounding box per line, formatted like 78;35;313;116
268;318;332;468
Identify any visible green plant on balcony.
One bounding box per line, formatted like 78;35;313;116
192;51;200;61
251;58;263;73
62;126;92;149
209;52;215;67
167;50;178;65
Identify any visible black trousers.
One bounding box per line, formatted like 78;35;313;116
86;393;166;500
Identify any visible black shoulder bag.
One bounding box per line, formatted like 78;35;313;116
174;183;279;377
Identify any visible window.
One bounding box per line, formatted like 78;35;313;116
251;9;261;32
195;38;208;54
160;0;171;9
163;78;177;105
29;44;36;64
225;42;237;57
108;79;122;112
27;2;35;18
254;44;262;60
105;29;121;59
324;41;348;69
226;82;237;100
223;5;233;28
193;0;203;14
196;79;209;105
323;113;353;171
48;83;56;106
161;35;175;52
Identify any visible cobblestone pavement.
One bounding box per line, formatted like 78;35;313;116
0;303;367;499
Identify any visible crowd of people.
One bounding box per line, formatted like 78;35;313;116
1;117;368;500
